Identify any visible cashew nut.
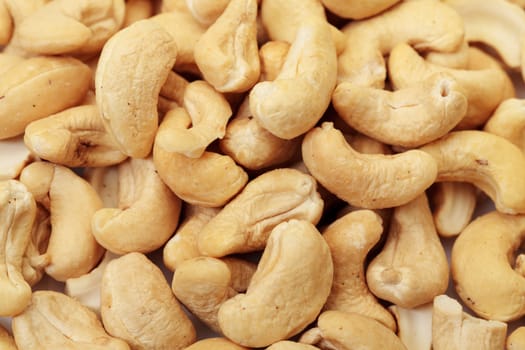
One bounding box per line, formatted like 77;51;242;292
323;209;396;331
320;0;401;20
0;136;34;180
159;70;189;108
267;341;319;350
184;337;249;350
0;324;16;350
197;168;324;257
432;294;507;350
419;130;525;214
484;98;525;152
0;0;13;45
332;72;468;147
24;104;128;167
95;18;177;158
389;303;433;350
451;210;525;321
425;40;470;69
508;327;525;350
366;194;449;308
302;122;437;209
101;252;196;350
218;219;333;347
258;40;289;82
12;290;130;349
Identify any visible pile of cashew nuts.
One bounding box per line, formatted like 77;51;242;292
4;0;525;349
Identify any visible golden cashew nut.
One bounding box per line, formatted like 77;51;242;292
95;19;178;158
0;0;13;45
302;122;437;209
484;98;525;152
91;157;182;254
332;72;468;148
338;0;464;87
508;327;525;350
218;220;333;348
194;0;260;93
197;168;324;257
184;337;249;350
0;180;35;317
153;107;248;207
0;324;16;350
366;194;449;308
101;252;196;350
320;0;401;20
451;211;525;321
419;130;525;214
0;56;91;140
323;209;396;331
12;290;130;350
122;0;154;27
19;162;105;282
389;303;433;350
24;105;128;167
0;136;34;180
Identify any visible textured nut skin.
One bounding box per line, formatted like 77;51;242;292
12;290;130;350
95;19;178;158
101;253;196;350
218;220;333;348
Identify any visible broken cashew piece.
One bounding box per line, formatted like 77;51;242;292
332;72;468;147
218;219;333;348
0;136;34;180
302;122;437;209
419;130;525;214
323;209;396;331
197;168;324;257
484;98;525;152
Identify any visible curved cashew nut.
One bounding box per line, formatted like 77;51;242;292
299;310;407;350
388;43;515;130
197;168;324;257
366;194;449;308
19;162;105;282
323;209;396;331
267;341;319;350
249;17;337;139
172;256;256;333
122;0;154;27
218;219;333;348
194;0;260;93
91;157;182;254
12;290;130;350
419;130;525;214
389;303;433;350
484;98;525;152
451;210;525;321
0;136;34;180
24;105;128;167
0;324;16;350
332;72;468;147
302;122;437;209
153;107;248;207
0;0;13;45
95;19;177;158
0;180;35;317
338;0;464;87
101;252;196;350
0;56;91;140
184;337;249;350
508;327;525;350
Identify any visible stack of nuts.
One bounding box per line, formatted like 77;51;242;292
4;0;525;349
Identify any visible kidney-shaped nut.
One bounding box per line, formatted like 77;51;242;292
0;136;34;180
194;0;260;93
101;252;196;350
451;210;525;321
0;0;13;45
484;98;525;152
0;180;35;317
0;56;91;140
197;168;324;257
12;290;130;350
184;337;249;350
337;0;464;88
153;107;248;207
249;17;337;140
302;122;437;209
15;0;126;55
332;72;467;148
218;219;333;347
300;310;407;350
323;209;396;331
91;157;182;254
19;161;105;282
419;130;525;215
366;194;449;308
24;104;127;167
95;18;177;158
172;256;256;333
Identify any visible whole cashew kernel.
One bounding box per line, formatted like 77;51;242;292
323;209;396;331
0;136;34;180
302;122;437;209
332;72;468;147
484;98;525;152
320;0;401;20
508;327;525;350
366;194;449;308
95;18;178;158
184;337;249;350
419;130;525;214
197;168;324;257
101;252;196;350
0;324;16;350
12;290;130;350
217;219;333;347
